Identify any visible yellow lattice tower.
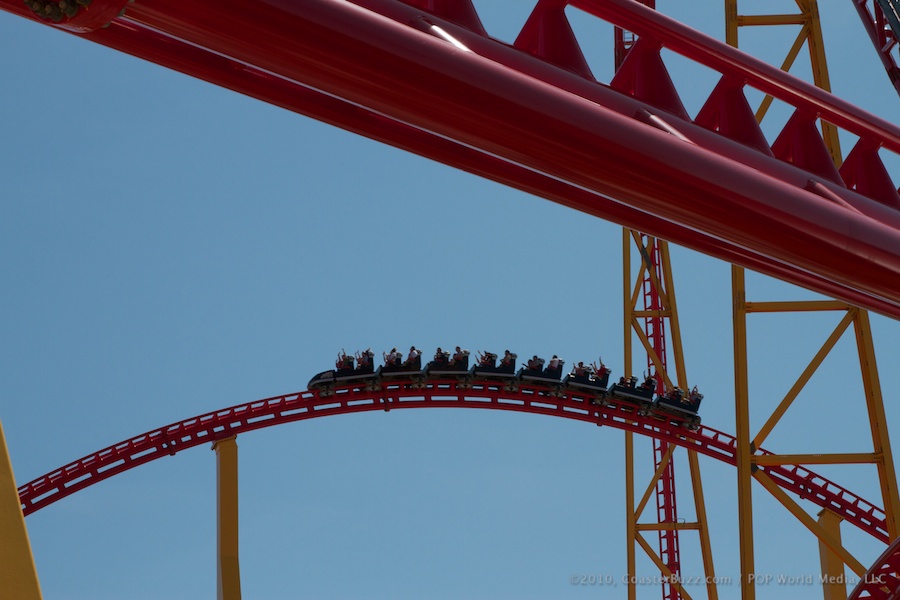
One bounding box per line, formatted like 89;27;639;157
725;2;900;598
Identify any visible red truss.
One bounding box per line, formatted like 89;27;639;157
3;0;900;314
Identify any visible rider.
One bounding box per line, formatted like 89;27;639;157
405;346;421;366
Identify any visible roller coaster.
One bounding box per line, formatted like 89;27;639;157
5;0;900;599
307;348;702;429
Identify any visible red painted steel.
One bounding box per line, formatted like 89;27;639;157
853;0;900;98
4;0;900;315
849;533;900;598
17;378;890;546
638;234;682;599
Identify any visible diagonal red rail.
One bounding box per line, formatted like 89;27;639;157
18;378;890;546
3;0;900;315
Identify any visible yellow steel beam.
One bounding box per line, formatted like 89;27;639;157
752;309;855;449
633;310;673;319
634;234;671;308
798;0;842;164
753;470;867;576
745;300;848;313
623;229;636;600
213;436;242;600
629;232;667;307
754;453;878;466
732;0;842;164
624;230;634;378
625;431;637;600
817;509;847;600
736;14;806;26
634;444;675;521
630;318;675;390
659;241;687;388
756;24;809;123
732;266;756;600
688;450;719;600
658;239;719;599
634;533;694;600
725;0;738;47
0;419;42;600
636;523;701;531
853;310;900;539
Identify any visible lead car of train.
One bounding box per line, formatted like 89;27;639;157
307;347;703;430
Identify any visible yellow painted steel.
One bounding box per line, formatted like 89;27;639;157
622;230;637;600
853;310;900;539
634;444;676;520
752;310;855;449
636;523;702;531
0;419;42;600
634;533;694;600
688;451;719;600
213;436;242;600
721;5;897;598
629;319;674;390
727;0;841;162
737;14;806;26
725;0;738;47
753;470;867;576
622;231;718;598
732;266;756;600
625;431;637;600
817;509;847;600
754;23;810;124
754;453;878;466
799;0;842;164
745;300;848;313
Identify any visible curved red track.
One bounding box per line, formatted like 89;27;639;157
2;0;900;315
851;533;900;599
18;378;890;545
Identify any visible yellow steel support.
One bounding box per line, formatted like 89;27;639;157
634;445;676;520
636;523;702;532
213;436;242;600
688;450;718;600
752;310;855;449
753;470;866;576
746;300;848;313
623;229;637;600
853;310;900;539
754;453;878;466
732;266;755;600
633;533;694;600
817;509;847;600
625;431;637;600
622;230;718;598
726;0;841;163
721;5;899;598
0;419;42;600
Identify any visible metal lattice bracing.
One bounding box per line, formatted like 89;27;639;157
854;0;900;97
726;3;900;598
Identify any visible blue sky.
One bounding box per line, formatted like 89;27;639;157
3;1;900;599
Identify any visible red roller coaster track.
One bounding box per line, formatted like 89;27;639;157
6;0;900;596
3;0;900;316
18;379;890;545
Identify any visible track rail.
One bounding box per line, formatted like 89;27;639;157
850;532;900;598
18;378;889;544
3;0;900;315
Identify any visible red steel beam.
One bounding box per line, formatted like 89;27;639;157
4;0;900;316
